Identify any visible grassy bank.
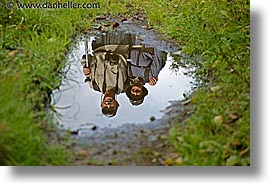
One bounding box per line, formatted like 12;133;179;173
132;0;250;165
1;0;249;165
0;0;112;165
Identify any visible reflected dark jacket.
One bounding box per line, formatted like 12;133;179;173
128;46;167;83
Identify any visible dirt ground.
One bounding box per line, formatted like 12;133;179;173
70;100;194;166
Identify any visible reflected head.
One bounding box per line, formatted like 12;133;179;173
125;84;148;106
101;97;119;117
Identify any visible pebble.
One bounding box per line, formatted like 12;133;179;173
96;15;107;20
77;149;90;157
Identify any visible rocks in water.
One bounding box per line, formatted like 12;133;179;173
111;22;119;28
70;131;78;135
92;24;102;30
150;116;156;122
141;25;153;30
119;17;127;22
148;134;158;142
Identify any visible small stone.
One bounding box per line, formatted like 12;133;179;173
119;17;127;22
148;135;157;142
183;93;187;98
181;99;191;105
141;25;147;29
103;22;111;27
146;26;153;30
150;116;156;122
160;135;168;140
77;149;89;157
70;131;78;135
92;24;102;30
172;50;183;56
137;16;145;21
96;15;107;20
112;22;119;28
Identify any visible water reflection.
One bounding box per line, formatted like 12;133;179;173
81;31;169;117
51;31;194;131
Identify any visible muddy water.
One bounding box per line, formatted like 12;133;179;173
51;27;195;131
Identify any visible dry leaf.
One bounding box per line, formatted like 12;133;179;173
229;113;239;121
164;158;175;166
211;60;221;69
8;50;18;57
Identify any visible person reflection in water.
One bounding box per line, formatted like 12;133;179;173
81;32;135;117
81;31;167;115
126;44;167;106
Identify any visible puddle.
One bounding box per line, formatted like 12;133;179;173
51;23;196;131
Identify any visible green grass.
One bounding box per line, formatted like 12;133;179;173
130;0;250;165
1;0;249;165
0;0;103;165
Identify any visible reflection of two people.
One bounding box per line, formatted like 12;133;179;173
81;32;166;117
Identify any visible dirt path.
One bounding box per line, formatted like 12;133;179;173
70;100;193;165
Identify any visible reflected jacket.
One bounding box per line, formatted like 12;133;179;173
87;45;130;94
128;46;167;84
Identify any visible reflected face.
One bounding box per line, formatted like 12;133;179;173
101;96;117;109
131;85;143;96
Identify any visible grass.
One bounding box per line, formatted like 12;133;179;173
0;0;106;165
1;0;249;165
131;0;250;165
